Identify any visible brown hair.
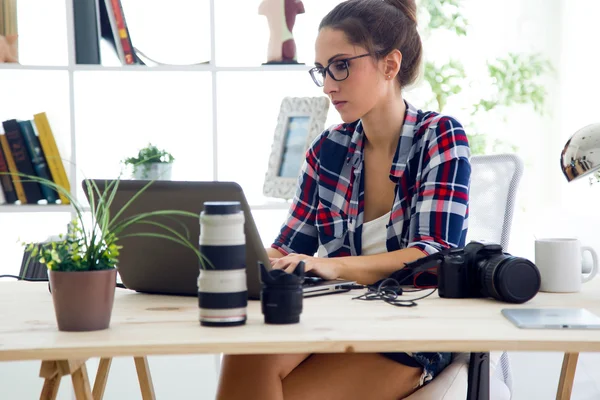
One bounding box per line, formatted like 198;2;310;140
319;0;422;87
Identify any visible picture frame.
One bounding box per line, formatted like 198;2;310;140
263;96;330;200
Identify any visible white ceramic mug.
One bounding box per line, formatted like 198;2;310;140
535;238;599;293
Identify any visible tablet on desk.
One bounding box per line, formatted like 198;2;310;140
502;308;600;329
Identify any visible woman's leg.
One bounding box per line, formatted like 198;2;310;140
216;353;311;400
282;353;423;400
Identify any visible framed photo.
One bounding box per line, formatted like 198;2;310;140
263;96;330;200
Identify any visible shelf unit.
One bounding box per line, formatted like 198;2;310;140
0;0;328;215
0;204;73;213
0;64;312;72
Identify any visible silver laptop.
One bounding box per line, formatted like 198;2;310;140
502;308;600;329
83;179;356;299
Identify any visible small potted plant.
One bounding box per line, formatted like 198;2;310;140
124;143;175;180
12;172;208;332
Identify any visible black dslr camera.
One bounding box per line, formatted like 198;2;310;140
258;261;304;324
437;241;541;303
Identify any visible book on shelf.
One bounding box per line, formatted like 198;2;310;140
74;0;141;65
2;119;45;203
0;134;17;204
19;120;59;203
33;112;71;205
73;0;101;64
99;0;139;65
0;112;70;206
0;133;27;203
0;0;18;35
0;0;19;63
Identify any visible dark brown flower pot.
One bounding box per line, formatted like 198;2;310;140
48;269;117;332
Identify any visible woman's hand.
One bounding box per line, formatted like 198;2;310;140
270;253;342;281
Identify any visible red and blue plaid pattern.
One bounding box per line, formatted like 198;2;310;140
272;101;471;259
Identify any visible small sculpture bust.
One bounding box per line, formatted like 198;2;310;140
0;35;18;63
259;0;305;64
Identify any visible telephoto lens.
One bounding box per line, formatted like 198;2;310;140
259;261;304;324
197;201;247;327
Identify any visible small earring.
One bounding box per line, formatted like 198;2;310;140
387;75;391;79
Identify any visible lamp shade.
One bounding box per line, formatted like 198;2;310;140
560;123;600;182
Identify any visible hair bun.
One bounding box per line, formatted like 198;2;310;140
386;0;417;24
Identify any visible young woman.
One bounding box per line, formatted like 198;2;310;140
217;0;471;399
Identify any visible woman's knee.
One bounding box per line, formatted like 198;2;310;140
222;353;311;381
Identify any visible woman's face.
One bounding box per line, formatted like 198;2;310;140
314;28;386;123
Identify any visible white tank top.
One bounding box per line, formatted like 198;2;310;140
317;211;391;257
361;211;390;255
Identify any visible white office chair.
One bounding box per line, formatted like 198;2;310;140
405;153;524;400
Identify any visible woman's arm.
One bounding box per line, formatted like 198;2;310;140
267;247;286;259
271;247;425;285
337;247;426;284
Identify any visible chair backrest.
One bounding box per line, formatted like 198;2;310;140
466;153;524;251
467;154;523;398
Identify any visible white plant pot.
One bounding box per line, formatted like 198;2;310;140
132;163;173;180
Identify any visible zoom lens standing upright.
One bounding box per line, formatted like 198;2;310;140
197;201;247;326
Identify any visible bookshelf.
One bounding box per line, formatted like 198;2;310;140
0;0;343;270
0;64;314;73
0;204;72;213
0;0;341;209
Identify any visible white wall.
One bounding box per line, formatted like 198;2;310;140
507;1;600;398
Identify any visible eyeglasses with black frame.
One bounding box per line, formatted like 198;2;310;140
309;53;371;87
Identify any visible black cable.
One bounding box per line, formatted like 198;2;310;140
353;277;438;307
0;274;48;281
0;274;127;289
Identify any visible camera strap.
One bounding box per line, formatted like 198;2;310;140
377;251;449;289
352;250;456;307
352;252;449;307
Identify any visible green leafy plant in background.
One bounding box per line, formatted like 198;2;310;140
420;0;468;36
418;0;553;154
123;143;175;178
473;53;551;115
423;59;466;113
4;171;212;273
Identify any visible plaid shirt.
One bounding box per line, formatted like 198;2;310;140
272;100;471;261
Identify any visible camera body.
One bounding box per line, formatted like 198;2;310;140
438;241;541;303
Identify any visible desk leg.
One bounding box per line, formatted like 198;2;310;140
39;361;61;400
40;360;93;400
92;358;113;400
134;356;156;400
58;361;93;400
556;353;579;400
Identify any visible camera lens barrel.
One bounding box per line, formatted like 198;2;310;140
261;285;303;324
482;256;541;303
198;202;247;327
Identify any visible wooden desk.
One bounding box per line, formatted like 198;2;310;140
1;280;599;399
